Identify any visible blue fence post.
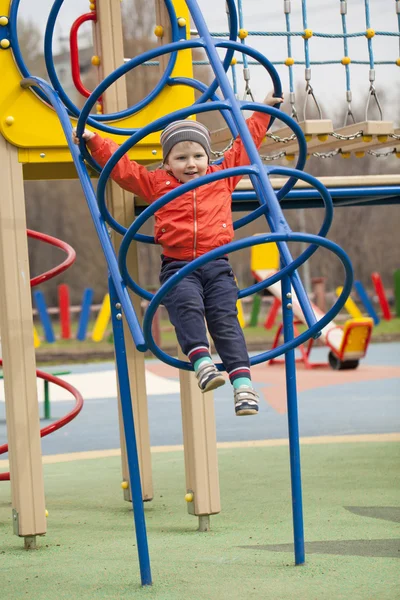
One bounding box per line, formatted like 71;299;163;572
281;272;305;565
33;290;55;343
77;288;94;340
109;277;152;586
354;281;380;324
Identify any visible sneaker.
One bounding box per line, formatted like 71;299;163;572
234;386;259;416
195;362;226;393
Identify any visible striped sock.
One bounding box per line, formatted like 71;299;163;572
188;345;211;369
229;366;252;388
232;376;253;390
194;356;213;372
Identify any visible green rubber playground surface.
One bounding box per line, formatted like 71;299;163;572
1;440;399;599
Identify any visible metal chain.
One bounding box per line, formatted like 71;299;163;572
367;149;396;157
266;132;297;143
330;130;363;140
260;151;287;161
312;149;340;159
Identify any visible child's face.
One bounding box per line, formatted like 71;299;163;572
164;141;208;183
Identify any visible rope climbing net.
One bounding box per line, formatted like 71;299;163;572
185;0;399;162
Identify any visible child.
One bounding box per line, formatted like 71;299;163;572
73;90;283;416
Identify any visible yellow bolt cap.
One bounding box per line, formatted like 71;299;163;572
366;28;375;39
121;481;129;490
45;509;49;517
238;29;248;39
396;58;400;67
355;151;365;158
0;16;9;26
285;154;295;161
91;55;100;66
377;135;388;143
5;116;14;125
230;57;237;65
185;492;194;502
362;135;372;143
284;57;294;67
317;134;328;142
341;152;351;159
305;134;312;142
341;56;351;65
396;152;400;159
303;29;313;39
154;25;164;37
0;38;10;49
177;17;186;27
89;2;96;9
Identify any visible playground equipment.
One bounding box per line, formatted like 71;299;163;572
0;230;83;495
251;242;373;370
0;0;398;588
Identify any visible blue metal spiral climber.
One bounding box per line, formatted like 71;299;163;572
16;0;356;588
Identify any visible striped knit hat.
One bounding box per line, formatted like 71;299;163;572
160;120;212;161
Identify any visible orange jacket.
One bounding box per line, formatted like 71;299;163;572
88;111;271;261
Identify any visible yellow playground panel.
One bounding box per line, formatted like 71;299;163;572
337;317;374;362
0;0;194;179
251;240;279;272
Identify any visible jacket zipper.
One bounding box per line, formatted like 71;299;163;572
193;189;197;259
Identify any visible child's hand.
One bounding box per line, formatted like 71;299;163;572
263;91;284;106
72;128;95;144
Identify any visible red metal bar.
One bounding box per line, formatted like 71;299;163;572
264;296;281;329
0;366;84;480
28;229;76;287
371;272;392;320
1;231;80;481
59;284;71;339
70;12;98;99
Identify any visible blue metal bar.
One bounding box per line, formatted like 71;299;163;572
95;101;307;242
43;0;179;125
96;100;233;239
21;76;146;352
119;165;259;301
233;184;400;202
33;290;55;343
281;273;305;565
142;232;353;371
109;277;152;587
76;288;94;341
354;281;380;324
186;0;317;332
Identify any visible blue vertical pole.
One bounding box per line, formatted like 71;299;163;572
77;288;94;341
281;273;305;565
109;277;152;586
353;281;379;324
33;289;56;343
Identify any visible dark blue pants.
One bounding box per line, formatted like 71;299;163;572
159;256;250;373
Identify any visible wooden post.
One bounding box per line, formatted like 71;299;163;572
0;136;46;546
95;0;153;501
178;348;221;527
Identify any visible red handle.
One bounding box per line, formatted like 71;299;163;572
70;12;98;99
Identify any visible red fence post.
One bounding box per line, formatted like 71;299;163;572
371;272;391;320
58;284;71;339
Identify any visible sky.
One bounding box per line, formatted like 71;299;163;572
17;0;398;126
